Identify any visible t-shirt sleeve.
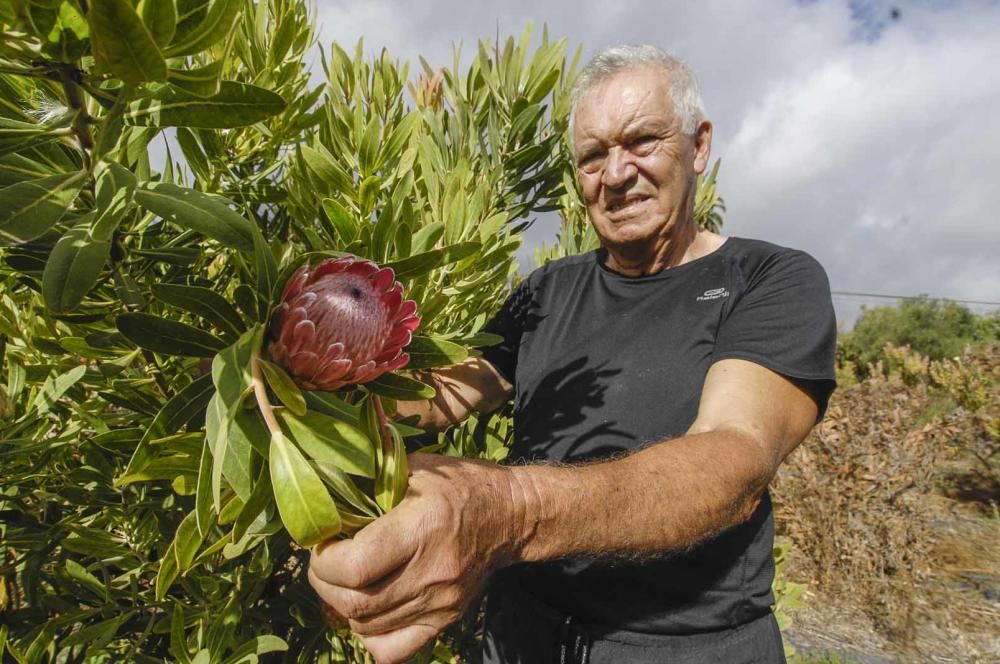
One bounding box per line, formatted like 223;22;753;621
712;249;837;418
479;279;534;385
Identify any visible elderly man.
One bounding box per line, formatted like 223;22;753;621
309;45;836;663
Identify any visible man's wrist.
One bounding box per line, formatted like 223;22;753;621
502;463;583;565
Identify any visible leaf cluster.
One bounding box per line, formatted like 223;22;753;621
1;6;583;662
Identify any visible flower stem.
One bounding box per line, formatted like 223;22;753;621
251;357;282;436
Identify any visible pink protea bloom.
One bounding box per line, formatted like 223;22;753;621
267;255;419;390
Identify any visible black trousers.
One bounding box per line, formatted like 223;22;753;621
481;585;787;664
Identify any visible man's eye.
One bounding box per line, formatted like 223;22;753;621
630;136;656;152
578;153;604;172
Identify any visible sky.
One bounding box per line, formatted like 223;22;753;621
309;0;1000;328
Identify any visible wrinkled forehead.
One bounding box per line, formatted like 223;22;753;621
572;67;677;144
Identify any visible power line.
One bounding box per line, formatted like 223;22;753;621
830;290;1000;307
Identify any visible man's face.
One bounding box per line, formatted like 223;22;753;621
572;66;710;254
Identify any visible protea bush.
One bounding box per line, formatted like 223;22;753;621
0;2;576;660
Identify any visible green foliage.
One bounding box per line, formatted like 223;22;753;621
840;297;997;378
0;5;579;661
772;538;806;659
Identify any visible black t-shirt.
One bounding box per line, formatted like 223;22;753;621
481;237;837;635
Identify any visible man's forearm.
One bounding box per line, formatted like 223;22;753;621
505;428;777;564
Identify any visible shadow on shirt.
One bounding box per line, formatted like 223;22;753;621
512;356;634;463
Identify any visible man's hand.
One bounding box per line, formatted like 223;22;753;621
308;453;528;664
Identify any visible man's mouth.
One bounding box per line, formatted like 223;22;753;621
606;195;650;214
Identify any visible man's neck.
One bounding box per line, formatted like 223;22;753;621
604;225;725;277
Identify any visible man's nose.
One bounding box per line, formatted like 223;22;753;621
601;147;637;190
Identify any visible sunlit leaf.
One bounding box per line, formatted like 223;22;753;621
117;313;226;357
88;0;167;85
269;431;341;547
278;409;375;478
258;359;305;416
126;81;286;129
135;182;255;252
0;172;85;245
41;215;110;314
406;335;469;369
164;0;241;57
366;372;435;401
152;283;246;341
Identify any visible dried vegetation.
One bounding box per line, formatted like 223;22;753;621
773;343;1000;662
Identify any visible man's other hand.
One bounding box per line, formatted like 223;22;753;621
308;453;527;664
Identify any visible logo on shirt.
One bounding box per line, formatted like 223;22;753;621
696;287;730;302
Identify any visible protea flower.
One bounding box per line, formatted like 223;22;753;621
267;256;419;390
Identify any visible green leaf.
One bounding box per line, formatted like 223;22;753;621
34;365;87;416
278;409;375;478
382;241;481;281
127;81;286;129
156;541;179;600
195;439;215;536
169;603;188;664
312;460;378;518
459;331;504;348
375;424;408;512
65;559;106;598
366;372;436;401
300;145;351;195
269;431;341;547
231;463;272;543
258;359;305;416
121;373;214;479
152;283;246;341
167;61;224;98
376;111;421;171
164;0;241;57
219;408;264;502
251;223;277;309
321;197;358;242
135;182;255;252
220;635;288;664
142;0;177;48
0;172;85;244
117;313;226;357
175;126;211;180
207;327;263;507
131;246;201;266
60;611;135;649
172;510;204;572
358;174;381;216
302;389;361;425
406;335;469;370
93;160;137;239
88;0;167;85
41;216;110;314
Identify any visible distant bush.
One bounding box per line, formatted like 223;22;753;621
839;298;998;378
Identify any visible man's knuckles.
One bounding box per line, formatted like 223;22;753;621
311;545;375;589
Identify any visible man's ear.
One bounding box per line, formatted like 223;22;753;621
693;120;713;174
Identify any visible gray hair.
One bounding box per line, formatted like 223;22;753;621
570;45;706;136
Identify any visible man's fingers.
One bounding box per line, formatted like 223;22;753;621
348;598;461;638
310;511;417;588
360;624;439;664
308;566;416;622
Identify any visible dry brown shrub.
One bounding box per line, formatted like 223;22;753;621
773;342;1000;655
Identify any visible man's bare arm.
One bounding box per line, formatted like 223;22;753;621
394;357;513;433
309;358;819;663
508;358;818;562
